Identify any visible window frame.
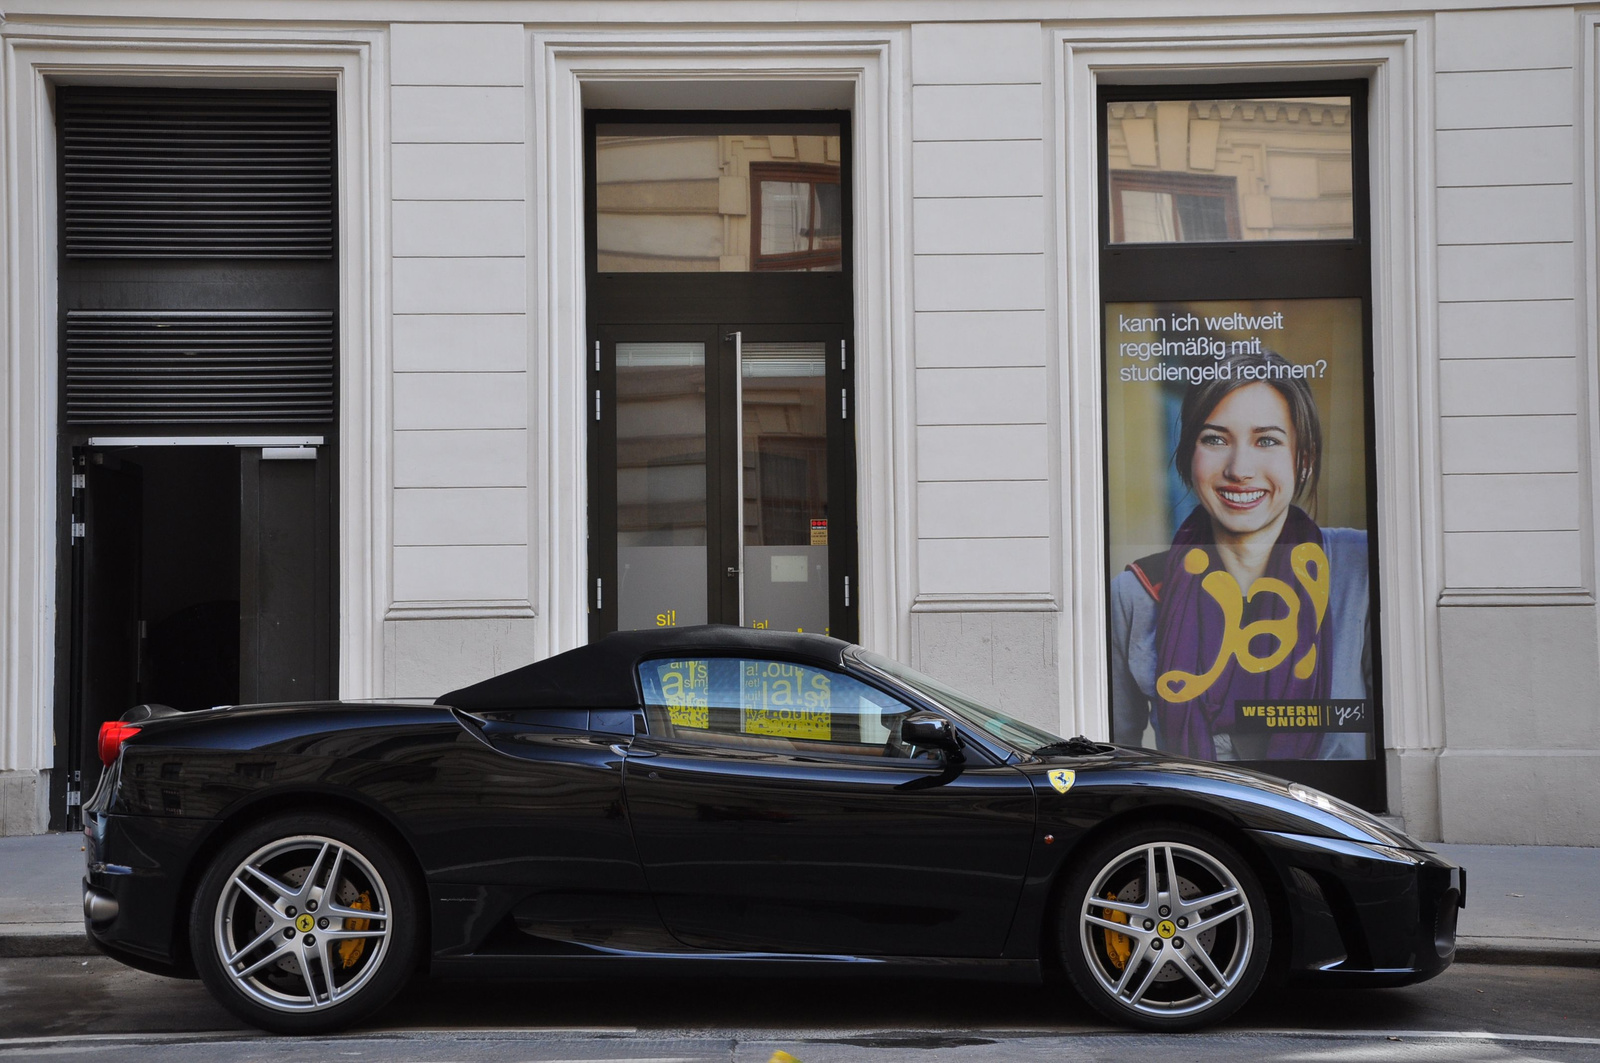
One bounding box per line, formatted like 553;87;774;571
583;111;860;645
1096;78;1387;811
748;161;844;272
1108;170;1243;244
634;653;977;766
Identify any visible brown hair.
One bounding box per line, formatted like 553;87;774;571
1173;348;1322;505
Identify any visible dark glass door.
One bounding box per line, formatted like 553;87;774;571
593;323;853;639
586;111;857;643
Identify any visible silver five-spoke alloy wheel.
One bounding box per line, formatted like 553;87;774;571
192;813;417;1034
1060;823;1270;1030
1081;841;1251;1016
213;834;392;1012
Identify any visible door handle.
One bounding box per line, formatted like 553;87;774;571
612;743;659;758
726;566;741;577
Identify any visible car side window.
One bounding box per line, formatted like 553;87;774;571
636;657;941;761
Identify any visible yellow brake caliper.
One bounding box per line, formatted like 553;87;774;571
337;892;372;969
1101;892;1132;970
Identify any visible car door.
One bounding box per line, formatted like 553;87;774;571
623;655;1036;957
425;709;679;954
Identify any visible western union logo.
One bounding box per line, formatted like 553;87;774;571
1239;704;1322;728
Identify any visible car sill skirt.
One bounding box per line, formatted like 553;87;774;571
430;953;1042;983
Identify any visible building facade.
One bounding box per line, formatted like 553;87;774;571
1;0;1596;844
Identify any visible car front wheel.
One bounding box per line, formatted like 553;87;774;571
1058;822;1270;1031
190;813;417;1034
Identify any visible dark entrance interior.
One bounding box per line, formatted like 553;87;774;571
68;444;333;819
53;87;339;827
586;112;858;643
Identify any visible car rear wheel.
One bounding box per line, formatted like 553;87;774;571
190;813;417;1034
1058;822;1270;1031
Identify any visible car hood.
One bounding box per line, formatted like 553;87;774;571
1015;744;1430;851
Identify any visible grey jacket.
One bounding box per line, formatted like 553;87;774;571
1108;527;1372;761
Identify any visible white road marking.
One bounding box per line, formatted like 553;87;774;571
1248;1029;1600;1047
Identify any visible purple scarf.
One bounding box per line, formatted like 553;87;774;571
1152;506;1329;760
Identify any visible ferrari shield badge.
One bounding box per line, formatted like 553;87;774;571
1048;768;1076;794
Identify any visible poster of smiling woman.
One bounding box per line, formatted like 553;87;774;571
1104;298;1378;762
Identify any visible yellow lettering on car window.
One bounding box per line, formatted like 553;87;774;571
743;661;831;740
658;659;709;730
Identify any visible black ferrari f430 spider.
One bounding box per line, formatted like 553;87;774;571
83;626;1463;1034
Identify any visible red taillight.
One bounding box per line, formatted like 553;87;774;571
98;722;141;766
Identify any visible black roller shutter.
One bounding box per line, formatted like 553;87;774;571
65;311;336;423
60;89;335;260
57;87;337;429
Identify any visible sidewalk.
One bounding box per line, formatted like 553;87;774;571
2;832;1595;965
0;832;91;957
1432;843;1600;967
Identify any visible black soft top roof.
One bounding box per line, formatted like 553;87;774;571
436;625;853;711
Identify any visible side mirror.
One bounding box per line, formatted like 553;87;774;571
900;712;965;762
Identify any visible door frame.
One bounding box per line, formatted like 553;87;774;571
532;33;914;663
585;110;859;643
2;31;388;833
590;321;858;641
1051;25;1443;821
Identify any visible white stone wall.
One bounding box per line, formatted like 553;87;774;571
0;773;50;838
1436;7;1583;593
909;23;1053;613
1431;7;1600;843
904;23;1060;733
383;23;540;696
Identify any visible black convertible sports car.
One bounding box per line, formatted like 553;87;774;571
83;626;1463;1034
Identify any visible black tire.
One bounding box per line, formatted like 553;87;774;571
1057;821;1271;1031
189;812;418;1034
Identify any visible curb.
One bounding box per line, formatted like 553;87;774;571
0;927;95;958
1454;940;1600;968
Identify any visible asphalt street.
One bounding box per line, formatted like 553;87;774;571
0;958;1595;1062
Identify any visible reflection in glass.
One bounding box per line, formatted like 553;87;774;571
740;343;829;635
1106;98;1353;243
594;132;842;272
638;657;912;750
754;166;842;270
615;342;707;631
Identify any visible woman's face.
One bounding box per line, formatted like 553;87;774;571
1190;382;1299;544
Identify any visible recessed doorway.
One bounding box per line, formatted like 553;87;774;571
586;113;857;642
52;87;340;827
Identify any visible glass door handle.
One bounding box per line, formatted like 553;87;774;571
730;330;746;626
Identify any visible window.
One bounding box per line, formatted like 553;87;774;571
750;163;842;271
1105;96;1355;244
637;657;935;760
592;128;843;272
1099;81;1384;811
586;113;858;643
1111;171;1240;243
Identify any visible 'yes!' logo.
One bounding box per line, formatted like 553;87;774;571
1048;769;1075;794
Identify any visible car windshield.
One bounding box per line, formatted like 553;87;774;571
853;649;1063;754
